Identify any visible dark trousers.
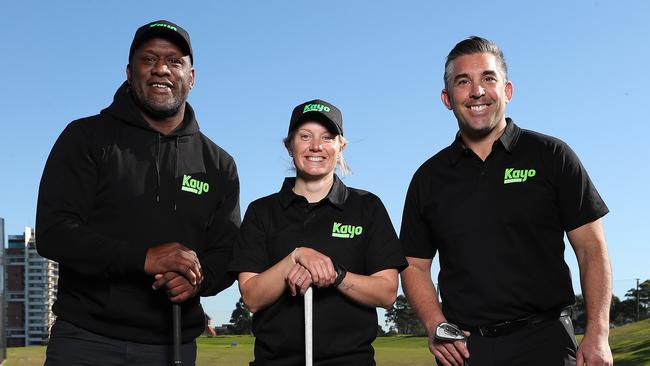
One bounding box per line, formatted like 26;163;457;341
440;317;578;366
45;320;197;366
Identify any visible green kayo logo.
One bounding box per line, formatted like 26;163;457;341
332;222;363;239
303;103;330;114
150;23;177;31
181;175;209;195
503;168;536;184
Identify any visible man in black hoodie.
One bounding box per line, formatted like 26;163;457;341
36;20;240;365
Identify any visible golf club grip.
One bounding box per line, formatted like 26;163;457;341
304;286;313;366
173;303;182;365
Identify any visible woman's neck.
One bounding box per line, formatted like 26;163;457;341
293;174;335;203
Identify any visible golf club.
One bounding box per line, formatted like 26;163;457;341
434;322;468;366
173;303;182;365
304;286;313;366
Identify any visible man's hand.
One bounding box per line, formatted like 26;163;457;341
152;272;199;303
576;332;613;366
144;242;203;286
429;322;470;366
292;247;337;288
285;263;313;296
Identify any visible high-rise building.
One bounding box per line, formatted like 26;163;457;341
5;227;58;346
1;217;6;360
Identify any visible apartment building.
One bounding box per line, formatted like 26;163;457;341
5;227;58;346
1;217;6;360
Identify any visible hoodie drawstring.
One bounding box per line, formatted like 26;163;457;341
154;134;180;213
173;137;179;212
155;134;161;203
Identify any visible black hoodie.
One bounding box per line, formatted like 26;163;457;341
36;82;240;344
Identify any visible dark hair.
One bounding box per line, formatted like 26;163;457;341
444;36;508;88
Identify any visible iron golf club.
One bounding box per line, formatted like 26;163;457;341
304;286;313;366
435;322;468;366
173;303;182;365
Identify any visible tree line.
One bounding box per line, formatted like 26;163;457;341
383;279;650;335
225;279;650;336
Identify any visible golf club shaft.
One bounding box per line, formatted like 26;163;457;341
173;303;182;365
304;286;313;366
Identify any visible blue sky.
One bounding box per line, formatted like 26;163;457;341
2;1;649;327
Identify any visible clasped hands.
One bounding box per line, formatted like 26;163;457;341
286;247;338;296
144;242;202;303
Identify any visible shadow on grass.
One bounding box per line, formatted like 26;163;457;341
612;341;650;366
612;340;650;366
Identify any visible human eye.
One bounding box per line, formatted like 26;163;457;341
168;57;183;66
142;56;156;64
321;135;335;143
484;73;498;83
299;133;311;141
455;78;470;86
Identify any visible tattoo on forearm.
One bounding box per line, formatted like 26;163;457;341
338;281;353;291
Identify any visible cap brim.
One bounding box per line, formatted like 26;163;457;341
292;112;342;136
131;29;192;63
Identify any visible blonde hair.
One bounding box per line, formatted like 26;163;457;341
283;133;352;177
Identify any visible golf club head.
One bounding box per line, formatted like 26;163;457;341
434;322;466;341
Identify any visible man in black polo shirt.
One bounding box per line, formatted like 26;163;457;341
400;36;613;366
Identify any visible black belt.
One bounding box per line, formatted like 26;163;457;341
462;307;572;337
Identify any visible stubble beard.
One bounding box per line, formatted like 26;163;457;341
130;85;188;120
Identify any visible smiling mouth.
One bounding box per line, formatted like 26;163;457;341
149;82;173;90
468;104;488;111
306;156;325;162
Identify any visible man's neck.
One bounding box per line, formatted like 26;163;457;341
141;105;185;135
461;120;507;161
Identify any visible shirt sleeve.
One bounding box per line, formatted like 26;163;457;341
35;121;145;277
363;194;408;275
551;140;609;231
399;169;437;259
228;202;270;274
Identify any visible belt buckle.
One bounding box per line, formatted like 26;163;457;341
478;324;497;337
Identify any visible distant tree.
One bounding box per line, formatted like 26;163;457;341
385;295;426;335
229;297;252;334
610;295;624;325
611;296;638;325
573;278;650;328
624;279;650;320
572;294;586;330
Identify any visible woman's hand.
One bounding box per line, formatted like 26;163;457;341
292;247;337;288
285;262;313;296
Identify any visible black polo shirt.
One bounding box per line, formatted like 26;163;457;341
230;175;407;366
400;119;608;327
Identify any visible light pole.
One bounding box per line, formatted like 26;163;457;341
636;278;641;321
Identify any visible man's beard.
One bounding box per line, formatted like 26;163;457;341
130;86;187;120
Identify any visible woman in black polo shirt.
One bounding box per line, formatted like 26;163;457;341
229;99;407;366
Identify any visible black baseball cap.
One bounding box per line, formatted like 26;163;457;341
288;99;343;136
129;20;193;64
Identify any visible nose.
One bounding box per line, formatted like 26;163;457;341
152;59;171;76
470;83;485;98
309;139;323;151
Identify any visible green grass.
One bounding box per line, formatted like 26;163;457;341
196;335;255;365
6;319;650;365
608;318;650;366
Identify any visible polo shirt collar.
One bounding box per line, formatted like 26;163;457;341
278;175;348;210
499;118;521;152
447;118;521;165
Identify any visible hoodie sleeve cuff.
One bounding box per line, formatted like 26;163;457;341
112;241;148;275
